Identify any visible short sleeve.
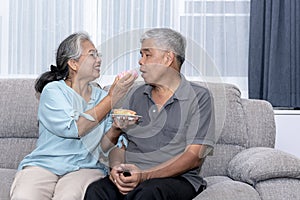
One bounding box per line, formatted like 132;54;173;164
186;87;215;148
38;82;95;138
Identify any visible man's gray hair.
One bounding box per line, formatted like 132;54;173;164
140;28;186;66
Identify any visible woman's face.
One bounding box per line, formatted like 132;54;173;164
76;40;102;81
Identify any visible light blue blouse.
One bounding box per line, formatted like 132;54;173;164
18;80;112;175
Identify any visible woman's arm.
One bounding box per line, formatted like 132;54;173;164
100;125;122;153
77;73;136;137
76;95;113;137
109;145;126;168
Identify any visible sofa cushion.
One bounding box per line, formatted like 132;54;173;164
0;79;39;138
241;99;275;148
204;175;233;187
0;138;37;169
200;144;245;177
255;178;300;200
195;82;248;148
0;168;17;200
227;147;300;185
194;180;260;200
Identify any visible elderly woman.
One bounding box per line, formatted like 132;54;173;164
10;32;137;200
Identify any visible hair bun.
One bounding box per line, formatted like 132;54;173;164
50;65;59;72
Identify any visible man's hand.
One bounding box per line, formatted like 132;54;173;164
109;164;142;195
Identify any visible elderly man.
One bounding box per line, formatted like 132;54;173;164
84;28;215;200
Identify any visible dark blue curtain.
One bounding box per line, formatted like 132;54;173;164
248;0;300;108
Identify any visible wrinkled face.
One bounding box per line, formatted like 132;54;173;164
76;40;102;81
139;39;170;84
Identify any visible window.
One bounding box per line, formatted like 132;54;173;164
0;0;250;96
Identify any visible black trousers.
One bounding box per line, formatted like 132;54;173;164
84;175;206;200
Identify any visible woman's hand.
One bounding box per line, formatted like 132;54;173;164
108;73;137;107
112;115;139;129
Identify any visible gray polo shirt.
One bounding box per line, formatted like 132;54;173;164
123;75;215;191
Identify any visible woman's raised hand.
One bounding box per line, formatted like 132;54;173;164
108;72;137;107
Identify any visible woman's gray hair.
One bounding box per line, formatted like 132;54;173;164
56;31;92;70
140;28;186;66
35;32;92;93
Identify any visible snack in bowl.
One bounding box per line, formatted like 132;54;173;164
113;109;136;116
112;109;142;122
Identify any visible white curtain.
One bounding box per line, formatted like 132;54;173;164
0;0;250;96
0;0;84;76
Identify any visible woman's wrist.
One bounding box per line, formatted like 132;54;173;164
108;125;122;145
92;95;113;122
104;95;113;110
111;123;122;132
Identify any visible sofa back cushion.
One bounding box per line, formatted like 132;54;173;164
195;82;249;176
197;82;248;147
0;79;39;138
196;81;275;177
0;79;38;169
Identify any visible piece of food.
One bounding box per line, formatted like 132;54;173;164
113;109;136;115
118;69;138;78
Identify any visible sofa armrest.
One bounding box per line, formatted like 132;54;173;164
227;147;300;185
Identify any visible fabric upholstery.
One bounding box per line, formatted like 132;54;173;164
195;180;261;200
196;82;248;147
255;178;300;200
228;147;300;185
0;138;37;169
200;144;245;177
241;99;276;148
204;175;233;186
0;79;39;138
197;82;249;177
0;169;17;200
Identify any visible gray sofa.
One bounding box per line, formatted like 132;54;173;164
1;78;300;200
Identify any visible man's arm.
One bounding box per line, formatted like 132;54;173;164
112;144;207;195
140;144;207;181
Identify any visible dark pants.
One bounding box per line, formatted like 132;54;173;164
84;176;206;200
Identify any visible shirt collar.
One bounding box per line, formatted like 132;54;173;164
143;73;190;101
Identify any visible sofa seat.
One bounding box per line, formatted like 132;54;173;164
197;177;261;200
0;169;17;199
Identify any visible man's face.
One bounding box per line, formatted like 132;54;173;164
139;39;169;84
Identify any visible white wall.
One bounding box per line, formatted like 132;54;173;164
274;110;300;158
